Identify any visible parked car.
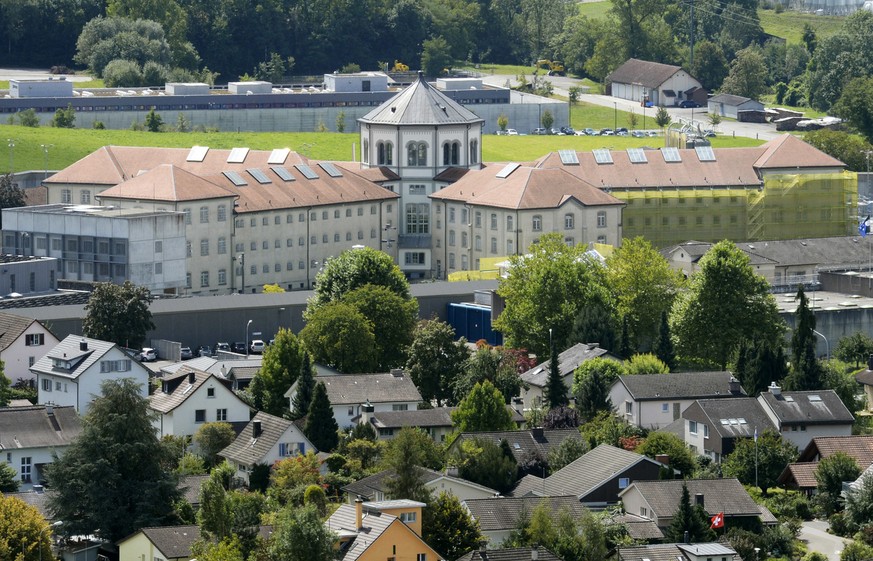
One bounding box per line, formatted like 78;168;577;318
197;345;212;357
616;127;628;134
139;348;157;362
560;126;576;135
583;128;598;136
631;130;646;138
549;128;563;135
679;100;701;108
250;340;265;354
215;342;231;354
506;129;519;136
532;127;547;135
600;128;615;136
617;130;629;136
180;346;193;360
703;130;717;137
232;342;247;354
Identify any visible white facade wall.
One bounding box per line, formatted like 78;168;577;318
3;444;70;489
619;487;659;523
777;424;851;451
428;478;496;501
685;418;710;457
657;71;701;106
637;400;690;430
153;383;251;438
611;82;650;105
0;324;59;384
234;424;311;483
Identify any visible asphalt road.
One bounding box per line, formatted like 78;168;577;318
800;519;853;561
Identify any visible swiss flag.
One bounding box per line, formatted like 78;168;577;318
710;512;724;529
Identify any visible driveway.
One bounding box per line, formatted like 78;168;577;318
0;67;92;82
800;519;853;561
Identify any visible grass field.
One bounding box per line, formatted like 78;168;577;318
0;123;764;174
0;79;105;90
576;1;612;19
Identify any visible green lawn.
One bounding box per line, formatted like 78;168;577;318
0;122;764;174
458;63;532;77
758;8;844;44
0;78;105;90
577;1;612;19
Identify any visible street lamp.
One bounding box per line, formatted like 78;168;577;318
813;329;829;360
245;319;252;358
40;521;62;561
613;102;617;131
754;547;760;561
237;253;245;294
7;138;16;173
40;144;53;181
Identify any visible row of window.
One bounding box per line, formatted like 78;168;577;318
626;215;739;227
184;205;228;224
60;189;90;204
447;210;608;230
364;140;479;167
10;235;126;256
223;231;380;256
629;196;741;205
63;261;126;277
233;205;385;228
195;408;228;423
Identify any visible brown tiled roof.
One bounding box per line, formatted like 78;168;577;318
798;435;873;464
457;547;562;561
778;462;819;489
99;164;236;202
754;134;844;169
606;59;685;89
430;166;624;210
48;146;398;214
334;162;401;182
434;166;474;183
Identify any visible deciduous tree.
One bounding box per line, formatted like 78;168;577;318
193;422;235;468
547;436;589;471
720;45;768;100
342;284;417;371
82;281;155;349
47;378;179;542
636;432;696;477
421;36;452;77
423;491;484;559
406;319;470;406
452;380;515;432
0;495;53;561
815;451;861;514
454;345;523;405
301;301;376;374
304;382;339;452
834;76;873;143
722;429;798;493
835;332;873;366
625;353;669;375
455;438;518;494
269;503;336;561
257;327;304;417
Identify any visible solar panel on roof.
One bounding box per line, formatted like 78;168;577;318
268;148;290;165
593;149;613;164
271;166;295;181
558;149;579;165
186;146;209;162
227;147;249;163
295;164;319;179
318;162;343;177
695;145;716;161
627;148;648;163
495;162;521;179
662;147;682;162
223;171;247;186
247;168;271;184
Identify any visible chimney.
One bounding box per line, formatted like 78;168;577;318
479;544;488;561
390;368;404;377
655;454;670;465
868;354;873;371
252;420;262;438
80;339;88;351
531;427;544;439
695;493;704;506
355;497;364;531
447;466;460;478
531;544;539;561
684;530;690;544
361;400;374;426
188;371;195;384
45;404;54;416
729;376;741;395
768;381;781;397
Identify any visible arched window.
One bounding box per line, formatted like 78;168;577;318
378;142;385;165
532;215;542;231
565;213;575;229
470;140;479;164
443;143;451;166
363;140;369;163
418;142;427;166
451;142;460;165
461;231;468;248
408;142;427;166
385;142;393;165
507;215;514;231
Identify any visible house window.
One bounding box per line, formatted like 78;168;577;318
217;408;227;421
461;232;468;248
407;142;427;166
200;239;209;256
392;404;409;411
409;184;426;195
704;424;709;438
218;205;227;221
641;507;648;518
61;189;71;203
662;403;669;413
507;215;514;231
625;401;632;415
597;211;607;227
405;203;429;234
475;236;482;251
279;442;293;457
490;238;497;253
470;140;479;164
565;213;575;229
201;271;209;287
347;406;354;416
218;237;227;254
20;457;32;483
449;207;456;223
401;512;417;523
378;141;393;165
417;555;427;561
25;334;44;346
689;421;698;434
184;208;192;224
218;269;227;285
405;252;426;265
490;213;497;230
619;477;630;489
195;409;206;423
207;387;215;398
532;215;542;231
200;206;209;223
81;190;91;204
597;235;607;244
42;378;52;392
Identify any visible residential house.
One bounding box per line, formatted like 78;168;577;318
31;335;150;415
447;427;582;467
178;474;209;509
117;525;273;561
518;343;620;409
361;405;525;443
149;367;253;438
219;411;315;484
523;444;666;504
329;499;443;561
160;356;262;391
463;495;585;546
0;311;59;384
342;467;498;503
618;543;739;561
679;397;775;462
6;487;54;520
619;478;775;529
606;58;706;107
610;371;746;430
707;94;765;119
757;383;854;450
661;241;778;283
285;369;422;429
457;546;562;561
0;404;81;489
778;435;873;493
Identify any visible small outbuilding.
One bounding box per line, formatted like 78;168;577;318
606;58;705;107
707;93;765;119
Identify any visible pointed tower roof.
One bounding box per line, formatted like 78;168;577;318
359;72;483;126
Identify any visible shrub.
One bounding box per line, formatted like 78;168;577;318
103;59;142;87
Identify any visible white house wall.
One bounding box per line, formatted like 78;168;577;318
428;478;496;501
1;324;59;384
778;424;851;451
334;401;420;429
154;382;251;438
3;444;69;490
619;487;658;524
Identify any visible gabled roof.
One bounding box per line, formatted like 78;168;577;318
341;467;497;500
798;435;873;464
521;343;617;388
606;58;687;89
856;368;873;386
30;335;138;381
149;367;245;414
611;512;665;540
463;495;584;531
359;73;483;126
286;372;422;406
220;411;314;465
328;502;438;561
709;93;757;105
620;479;761;518
759;389;854;425
430;166;624;210
178;474;209;506
369;405;524;429
778;462;819;489
0;405;82;449
0;312;48;351
732;236;869;270
616;371;745;401
619;543;738;561
685;397;774;439
137;525;200;558
753;133;844;169
660;240;778;267
5;490;54;520
98;164;236;202
457;547;562;561
543;444;661;498
449;429;581;464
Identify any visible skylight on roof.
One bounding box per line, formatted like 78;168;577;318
784;396;795;402
627;148;648;163
227;147;250;163
593;149;613;164
247;168;272;184
223;171;247;186
295;164;319;179
738;418;746;424
268;148;290;165
496;162;521;179
558;149;579;165
662;147;682;162
318;162;343;177
271;166;295;181
513;443;521;449
720;419;730;425
186;146;209;162
695;145;716;162
809;394;822;402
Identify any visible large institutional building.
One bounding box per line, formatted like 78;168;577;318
0;74;857;295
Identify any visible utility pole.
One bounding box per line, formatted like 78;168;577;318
689;0;695;66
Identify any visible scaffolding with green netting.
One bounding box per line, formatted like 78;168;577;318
616;171;857;248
